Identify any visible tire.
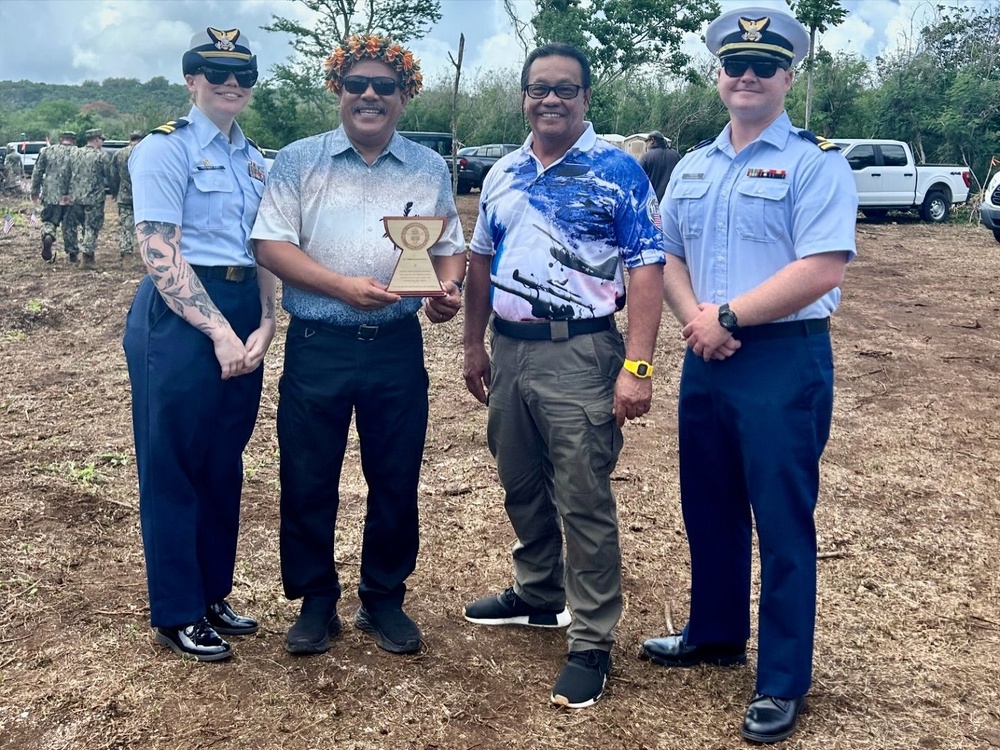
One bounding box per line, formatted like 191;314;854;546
457;181;471;195
862;209;888;220
920;191;949;223
993;228;1000;244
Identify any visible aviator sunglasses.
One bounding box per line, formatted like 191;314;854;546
197;67;259;88
342;75;400;96
722;60;787;79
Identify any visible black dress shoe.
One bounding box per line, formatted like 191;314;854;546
354;606;421;654
741;694;806;744
155;618;232;662
207;600;259;636
639;634;747;667
286;596;342;655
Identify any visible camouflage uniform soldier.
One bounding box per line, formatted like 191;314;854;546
5;149;24;188
110;131;143;256
30;132;80;262
69;128;112;268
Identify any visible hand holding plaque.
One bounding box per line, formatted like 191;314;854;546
383;216;447;296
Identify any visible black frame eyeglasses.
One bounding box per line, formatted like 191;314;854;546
523;83;584;100
721;60;788;79
197;67;259;88
342;75;400;96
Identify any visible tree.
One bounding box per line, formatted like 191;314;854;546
509;0;720;86
262;0;442;94
787;0;847;130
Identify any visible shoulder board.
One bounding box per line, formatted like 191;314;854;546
797;130;840;151
245;136;265;158
150;118;191;136
687;137;714;153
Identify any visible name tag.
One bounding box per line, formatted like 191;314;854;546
196;164;225;171
681;173;705;180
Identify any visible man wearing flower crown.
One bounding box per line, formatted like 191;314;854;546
251;34;466;658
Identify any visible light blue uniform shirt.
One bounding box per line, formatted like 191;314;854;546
250;127;465;326
130;105;266;267
662;111;858;321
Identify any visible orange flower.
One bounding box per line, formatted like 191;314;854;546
385;45;399;63
365;35;382;54
347;36;361;55
401;51;414;71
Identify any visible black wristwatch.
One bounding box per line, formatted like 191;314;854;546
718;303;739;333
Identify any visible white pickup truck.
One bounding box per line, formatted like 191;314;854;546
833;139;971;222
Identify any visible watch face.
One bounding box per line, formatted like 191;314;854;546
636;363;649;376
719;310;737;331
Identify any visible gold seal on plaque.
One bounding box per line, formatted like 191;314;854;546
382;215;447;296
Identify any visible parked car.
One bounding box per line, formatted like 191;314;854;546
455;143;520;194
833;138;971;222
980;170;1000;243
5;141;49;177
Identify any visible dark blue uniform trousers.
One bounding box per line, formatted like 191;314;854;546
677;332;833;699
123;275;263;628
277;316;427;613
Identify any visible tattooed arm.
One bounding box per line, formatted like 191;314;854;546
135;220;249;380
243;266;277;372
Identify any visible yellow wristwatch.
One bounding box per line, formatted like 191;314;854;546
623;359;653;378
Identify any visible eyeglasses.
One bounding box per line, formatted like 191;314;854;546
523;83;584;100
342;75;399;96
722;60;787;79
197;67;259;88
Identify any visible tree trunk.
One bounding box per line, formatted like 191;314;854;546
805;26;816;130
450;34;465;195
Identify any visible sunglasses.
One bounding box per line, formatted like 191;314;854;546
722;60;787;79
523;83;584;100
342;75;400;96
197;67;259;88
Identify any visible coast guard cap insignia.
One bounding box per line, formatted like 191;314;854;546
739;16;769;42
208;28;239;52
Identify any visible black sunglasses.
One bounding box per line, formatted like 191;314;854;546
523;83;584;100
722;60;787;79
197;67;259;88
342;75;399;96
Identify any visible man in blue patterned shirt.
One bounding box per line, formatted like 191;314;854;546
461;42;665;710
252;35;466;659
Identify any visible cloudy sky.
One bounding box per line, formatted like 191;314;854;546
0;0;988;86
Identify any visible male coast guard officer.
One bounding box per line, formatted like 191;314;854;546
639;6;857;744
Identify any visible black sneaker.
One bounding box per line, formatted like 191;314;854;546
154;618;232;662
41;236;53;262
464;587;570;628
206;600;259;636
286;596;342;655
354;606;422;654
551;649;611;709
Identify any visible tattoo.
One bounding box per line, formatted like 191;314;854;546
136;221;229;335
264;295;275;320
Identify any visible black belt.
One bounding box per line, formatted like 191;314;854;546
492;315;613;342
734;317;830;342
189;264;257;283
290;315;415;342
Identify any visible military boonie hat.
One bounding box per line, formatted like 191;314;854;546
706;5;809;67
183;27;257;75
59;130;77;140
85;128;103;139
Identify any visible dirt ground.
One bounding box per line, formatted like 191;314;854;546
0;191;998;750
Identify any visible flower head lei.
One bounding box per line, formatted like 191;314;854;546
323;34;424;97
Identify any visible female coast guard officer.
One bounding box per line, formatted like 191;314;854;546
123;27;277;661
